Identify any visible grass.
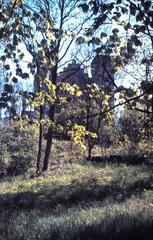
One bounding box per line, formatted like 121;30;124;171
0;162;153;240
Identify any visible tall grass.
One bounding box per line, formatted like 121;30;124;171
0;163;153;239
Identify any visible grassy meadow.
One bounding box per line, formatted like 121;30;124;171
0;161;153;240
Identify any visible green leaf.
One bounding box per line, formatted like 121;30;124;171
22;73;29;79
13;35;18;46
124;23;131;30
79;3;89;13
130;3;137;16
92;37;101;45
112;28;119;35
12;77;18;83
143;1;151;12
4;65;10;70
76;37;85;44
16;68;22;76
1;55;6;62
139;25;146;33
136;12;143;22
4;84;13;93
100;32;107;38
134;39;142;46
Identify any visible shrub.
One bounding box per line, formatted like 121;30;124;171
0;121;38;176
0;144;10;176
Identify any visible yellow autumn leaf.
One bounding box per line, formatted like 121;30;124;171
46;31;56;41
112;19;118;26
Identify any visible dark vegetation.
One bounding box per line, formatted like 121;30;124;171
90;154;153;166
0;122;37;177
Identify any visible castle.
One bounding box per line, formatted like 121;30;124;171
0;54;114;119
57;55;114;91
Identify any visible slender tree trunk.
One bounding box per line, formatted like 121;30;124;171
35;62;44;174
36;105;43;174
145;65;150;140
87;142;92;160
42;104;55;171
42;0;64;171
42;65;57;171
86;97;93;160
21;96;26;116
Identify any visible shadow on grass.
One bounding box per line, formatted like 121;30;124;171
0;175;153;240
0;202;153;240
90;155;153;166
69;215;153;240
0;175;153;212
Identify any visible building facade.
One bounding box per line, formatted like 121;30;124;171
58;55;114;91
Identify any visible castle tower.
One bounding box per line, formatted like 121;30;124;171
91;55;114;91
58;60;87;88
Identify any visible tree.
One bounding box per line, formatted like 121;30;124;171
2;0;153;173
80;0;153;139
119;105;143;145
1;0;94;172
